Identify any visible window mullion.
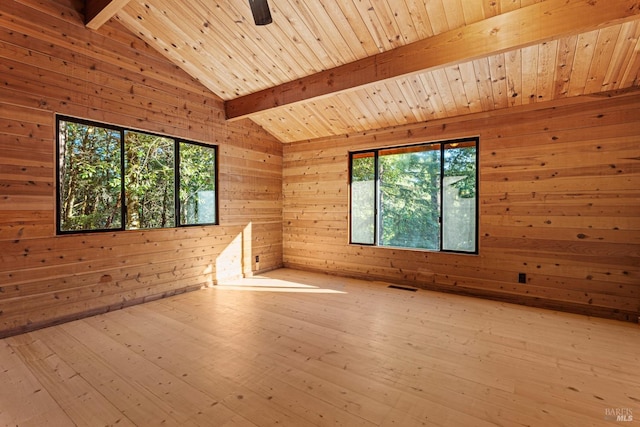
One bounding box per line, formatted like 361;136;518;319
175;140;180;226
120;128;126;231
439;143;444;251
374;151;380;246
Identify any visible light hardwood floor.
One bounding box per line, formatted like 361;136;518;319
1;269;638;426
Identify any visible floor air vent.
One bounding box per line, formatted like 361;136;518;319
388;284;418;292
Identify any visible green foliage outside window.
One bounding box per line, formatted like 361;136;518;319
379;146;441;250
350;153;376;244
124;131;175;229
179;142;217;225
58;121;122;231
350;138;477;253
442;143;477;251
57;117;217;233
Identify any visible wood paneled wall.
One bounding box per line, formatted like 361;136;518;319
283;94;640;322
0;0;637;338
0;0;283;337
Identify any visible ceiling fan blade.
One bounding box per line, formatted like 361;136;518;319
248;0;272;26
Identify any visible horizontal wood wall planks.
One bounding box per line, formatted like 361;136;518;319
1;0;638;337
0;0;283;337
283;93;640;322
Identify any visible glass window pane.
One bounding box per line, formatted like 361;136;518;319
124;131;175;229
58;120;122;232
379;145;441;250
442;141;477;252
179;142;217;225
350;152;376;244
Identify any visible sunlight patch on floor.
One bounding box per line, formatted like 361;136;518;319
215;276;347;294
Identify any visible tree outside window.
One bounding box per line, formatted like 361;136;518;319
179;142;217;226
349;138;477;253
57;117;217;234
58;120;122;232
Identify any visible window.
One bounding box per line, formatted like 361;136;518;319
349;138;477;253
124;130;175;229
57;116;217;234
57;120;122;231
178;141;217;226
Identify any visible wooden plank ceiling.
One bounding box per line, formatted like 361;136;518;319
87;0;640;143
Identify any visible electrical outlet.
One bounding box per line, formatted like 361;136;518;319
518;272;527;284
255;255;260;263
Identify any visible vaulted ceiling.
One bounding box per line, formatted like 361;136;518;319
85;0;640;143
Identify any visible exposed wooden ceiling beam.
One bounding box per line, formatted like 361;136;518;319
85;0;131;30
225;0;640;121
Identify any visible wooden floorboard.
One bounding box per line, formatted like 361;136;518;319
1;268;638;426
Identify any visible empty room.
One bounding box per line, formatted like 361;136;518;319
1;0;639;425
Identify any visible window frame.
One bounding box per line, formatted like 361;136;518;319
348;137;479;254
176;140;219;227
55;115;218;235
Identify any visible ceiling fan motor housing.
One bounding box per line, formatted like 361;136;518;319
249;0;272;26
